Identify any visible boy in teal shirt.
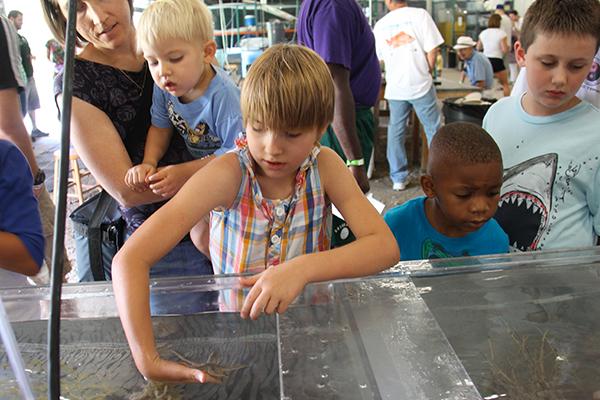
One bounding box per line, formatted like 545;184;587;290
483;0;600;251
385;122;508;260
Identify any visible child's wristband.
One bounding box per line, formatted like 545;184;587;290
346;158;365;167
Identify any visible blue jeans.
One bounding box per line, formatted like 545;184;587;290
150;240;213;277
149;240;217;315
387;86;442;184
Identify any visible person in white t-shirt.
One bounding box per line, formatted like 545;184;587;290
373;0;444;191
477;14;510;96
495;4;513;48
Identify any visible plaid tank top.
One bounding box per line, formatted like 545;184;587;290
209;140;332;275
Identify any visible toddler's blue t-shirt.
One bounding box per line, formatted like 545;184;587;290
384;196;509;261
151;65;242;159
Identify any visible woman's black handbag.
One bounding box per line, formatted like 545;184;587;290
69;190;124;281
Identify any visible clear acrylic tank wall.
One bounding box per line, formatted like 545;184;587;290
2;248;599;399
0;273;477;399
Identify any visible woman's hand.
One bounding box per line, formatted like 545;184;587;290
239;262;308;320
125;163;156;192
148;164;189;198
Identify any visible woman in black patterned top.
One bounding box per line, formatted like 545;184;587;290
42;0;212;278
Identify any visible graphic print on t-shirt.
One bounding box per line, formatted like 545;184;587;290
495;153;557;252
167;100;222;157
386;31;415;48
422;239;469;259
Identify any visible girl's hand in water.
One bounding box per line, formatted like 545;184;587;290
137;353;221;384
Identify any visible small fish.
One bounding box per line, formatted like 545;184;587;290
128;380;182;400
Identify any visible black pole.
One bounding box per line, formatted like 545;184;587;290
48;0;77;398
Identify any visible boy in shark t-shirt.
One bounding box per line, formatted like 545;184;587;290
483;0;600;251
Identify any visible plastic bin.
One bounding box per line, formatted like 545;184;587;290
244;14;256;27
266;20;286;46
442;96;494;126
241;48;263;78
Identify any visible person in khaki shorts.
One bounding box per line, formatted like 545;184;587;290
8;10;50;140
0;15;70;283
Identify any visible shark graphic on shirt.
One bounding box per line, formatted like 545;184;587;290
494;153;558;252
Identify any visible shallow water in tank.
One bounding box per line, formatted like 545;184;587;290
0;313;279;399
0;273;488;399
414;261;600;399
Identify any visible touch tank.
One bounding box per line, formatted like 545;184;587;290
0;274;477;399
405;247;600;400
2;247;599;399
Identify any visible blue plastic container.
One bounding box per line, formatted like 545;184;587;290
241;48;263;78
244;14;256;27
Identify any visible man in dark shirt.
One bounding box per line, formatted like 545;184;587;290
297;0;380;194
8;10;49;140
297;0;381;247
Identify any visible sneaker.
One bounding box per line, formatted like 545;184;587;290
392;181;407;191
31;129;49;138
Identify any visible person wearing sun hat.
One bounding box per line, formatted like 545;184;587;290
454;35;494;89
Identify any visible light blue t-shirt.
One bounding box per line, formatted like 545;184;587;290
483;95;600;251
464;50;494;89
384;196;509;261
151;65;242;159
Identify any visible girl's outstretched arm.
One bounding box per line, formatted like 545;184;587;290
241;147;400;319
112;154;241;382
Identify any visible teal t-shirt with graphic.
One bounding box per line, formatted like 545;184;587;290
384;196;509;261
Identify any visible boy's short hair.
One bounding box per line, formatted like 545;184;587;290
428;122;502;173
241;44;334;133
519;0;600;52
137;0;214;51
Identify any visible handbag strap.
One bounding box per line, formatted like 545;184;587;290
87;190;115;281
